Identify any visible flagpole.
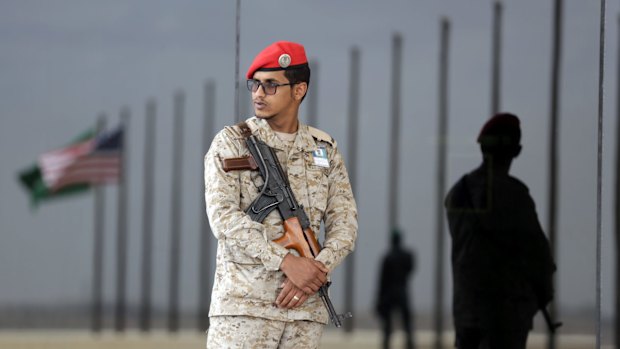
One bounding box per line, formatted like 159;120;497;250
594;1;607;347
433;18;450;349
306;60;319;127
344;47;360;333
388;32;402;236
115;107;130;332
168;90;185;332
547;1;563;347
240;78;250;119
139;99;156;332
615;13;620;349
490;1;503;116
199;81;216;331
234;0;241;123
92;114;107;333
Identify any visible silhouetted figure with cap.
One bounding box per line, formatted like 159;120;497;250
376;230;415;349
444;113;555;349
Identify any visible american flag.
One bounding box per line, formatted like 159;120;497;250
39;127;123;192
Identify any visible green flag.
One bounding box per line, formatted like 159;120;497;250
18;128;96;207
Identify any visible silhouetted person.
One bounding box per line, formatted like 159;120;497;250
376;230;415;349
444;113;555;349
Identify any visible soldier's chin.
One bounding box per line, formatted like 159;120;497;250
255;113;275;120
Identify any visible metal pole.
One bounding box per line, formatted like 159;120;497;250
139;99;156;332
595;1;607;347
240;79;250;120
91;114;106;333
306;60;319;127
490;1;503;116
388;33;402;231
234;0;241;123
615;13;620;349
547;1;563;347
199;81;216;331
115;107;130;332
168;90;185;332
434;18;450;349
344;47;360;333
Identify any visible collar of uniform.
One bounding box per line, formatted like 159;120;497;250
293;124;320;152
246;117;318;153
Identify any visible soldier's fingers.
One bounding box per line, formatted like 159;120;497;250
276;282;294;305
302;285;316;295
284;293;305;309
312;276;326;289
277;287;296;308
313;260;329;274
292;294;308;308
307;281;321;294
282;290;299;309
315;272;327;284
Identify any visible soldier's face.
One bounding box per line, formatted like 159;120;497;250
251;70;299;121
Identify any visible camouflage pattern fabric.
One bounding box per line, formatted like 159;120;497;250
204;116;358;325
206;315;323;349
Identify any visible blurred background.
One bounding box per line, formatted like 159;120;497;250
0;0;619;348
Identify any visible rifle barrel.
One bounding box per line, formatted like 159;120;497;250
542;307;562;333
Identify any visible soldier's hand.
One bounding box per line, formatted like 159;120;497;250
275;278;309;309
279;254;328;294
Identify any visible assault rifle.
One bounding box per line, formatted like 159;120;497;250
541;307;562;333
243;134;352;328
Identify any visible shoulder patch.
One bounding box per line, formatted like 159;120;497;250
224;124;249;140
308;126;335;146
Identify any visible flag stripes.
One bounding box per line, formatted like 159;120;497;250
38;128;123;192
39;139;96;186
50;153;121;190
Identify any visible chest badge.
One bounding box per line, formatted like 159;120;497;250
311;146;329;168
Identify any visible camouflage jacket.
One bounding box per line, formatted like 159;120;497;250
204;117;358;324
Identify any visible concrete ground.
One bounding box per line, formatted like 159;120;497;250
0;330;610;349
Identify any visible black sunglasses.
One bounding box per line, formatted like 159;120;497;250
246;80;296;95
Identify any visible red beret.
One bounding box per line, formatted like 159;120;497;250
246;41;308;79
477;113;521;146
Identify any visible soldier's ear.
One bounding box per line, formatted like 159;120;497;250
293;82;308;101
513;145;522;158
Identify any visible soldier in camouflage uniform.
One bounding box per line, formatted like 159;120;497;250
204;41;358;348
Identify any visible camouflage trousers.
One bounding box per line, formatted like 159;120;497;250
206;315;324;349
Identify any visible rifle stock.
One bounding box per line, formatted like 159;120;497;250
275;217;321;258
